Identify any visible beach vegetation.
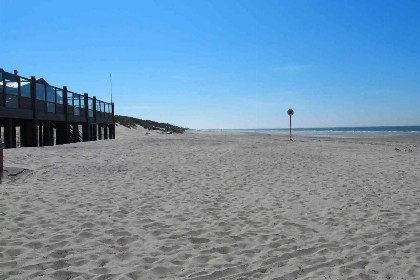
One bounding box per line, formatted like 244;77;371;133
115;115;187;133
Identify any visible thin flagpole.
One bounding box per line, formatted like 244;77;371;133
110;73;113;103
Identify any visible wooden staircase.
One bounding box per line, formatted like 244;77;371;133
69;125;83;142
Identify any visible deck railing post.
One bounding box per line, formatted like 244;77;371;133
17;73;21;109
31;77;37;117
1;69;5;106
21;76;39;147
93;96;97;141
112;102;115;139
63;86;69;144
83;93;90;141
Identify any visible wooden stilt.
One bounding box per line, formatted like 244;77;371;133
43;121;52;146
98;124;102;140
104;124;108;140
4;119;16;149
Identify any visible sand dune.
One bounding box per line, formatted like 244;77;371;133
1;126;419;279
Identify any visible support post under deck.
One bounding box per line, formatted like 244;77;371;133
21;119;38;147
98;124;102;140
104;124;108;140
43;121;53;146
4;119;16;149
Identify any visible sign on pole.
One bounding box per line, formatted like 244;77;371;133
287;109;294;141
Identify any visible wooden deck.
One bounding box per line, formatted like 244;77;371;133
0;69;115;149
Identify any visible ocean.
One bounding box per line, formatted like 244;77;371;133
216;126;420;138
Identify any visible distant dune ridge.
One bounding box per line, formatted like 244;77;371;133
1;126;420;279
115;115;187;133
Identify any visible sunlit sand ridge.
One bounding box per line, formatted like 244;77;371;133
1;126;419;279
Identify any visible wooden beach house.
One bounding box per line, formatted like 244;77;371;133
0;69;115;149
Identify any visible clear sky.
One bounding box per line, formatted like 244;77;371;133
1;0;419;129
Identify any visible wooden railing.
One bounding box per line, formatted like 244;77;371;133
0;68;114;124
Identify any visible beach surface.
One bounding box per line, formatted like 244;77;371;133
1;126;420;280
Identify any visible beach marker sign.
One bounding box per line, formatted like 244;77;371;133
287;109;294;141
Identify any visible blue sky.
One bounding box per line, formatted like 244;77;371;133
1;0;419;129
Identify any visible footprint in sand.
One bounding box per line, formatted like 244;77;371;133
189;237;210;244
49;249;70;259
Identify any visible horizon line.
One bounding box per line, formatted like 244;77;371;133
196;125;420;130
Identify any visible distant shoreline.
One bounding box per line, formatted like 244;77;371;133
195;126;420;139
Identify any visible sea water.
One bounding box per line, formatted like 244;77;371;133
218;126;420;138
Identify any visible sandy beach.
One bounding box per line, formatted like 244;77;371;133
1;126;419;280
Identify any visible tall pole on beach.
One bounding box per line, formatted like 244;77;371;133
110;73;113;103
287;109;294;141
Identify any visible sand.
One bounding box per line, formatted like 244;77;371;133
1;126;420;280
